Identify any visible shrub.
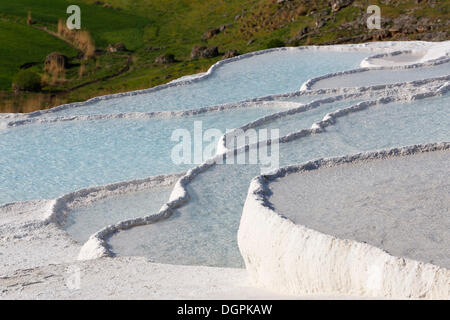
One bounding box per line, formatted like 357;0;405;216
265;38;285;49
12;70;42;92
155;53;176;64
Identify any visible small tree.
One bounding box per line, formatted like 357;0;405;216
12;70;42;92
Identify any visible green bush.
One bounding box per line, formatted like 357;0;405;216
265;39;285;49
12;70;41;92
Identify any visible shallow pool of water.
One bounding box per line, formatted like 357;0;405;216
64;185;174;243
53;50;371;116
0;106;282;204
107;94;450;268
230;98;363;145
310;61;450;89
269;150;450;268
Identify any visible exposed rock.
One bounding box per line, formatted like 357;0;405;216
417;17;431;26
107;42;127;53
371;30;391;41
299;26;310;36
329;0;354;12
391;15;417;34
190;46;219;59
288;26;311;43
416;26;427;33
319;8;331;17
202;46;219;58
321;34;369;45
202;25;229;40
420;31;447;42
388;27;401;34
222;49;240;60
145;46;168;52
315;19;326;29
202;29;220;40
190;46;205;59
155;53;175;64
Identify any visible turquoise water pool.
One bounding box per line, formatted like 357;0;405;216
0;106;281;204
1;46;448;269
309;61;450;89
51;50;370;116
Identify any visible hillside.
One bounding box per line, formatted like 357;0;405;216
0;0;448;112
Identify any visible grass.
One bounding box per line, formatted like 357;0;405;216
0;0;448;112
0;0;150;49
0;18;76;90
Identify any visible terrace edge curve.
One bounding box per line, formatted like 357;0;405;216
238;142;450;299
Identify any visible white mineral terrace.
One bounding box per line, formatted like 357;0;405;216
238;143;449;299
0;41;449;299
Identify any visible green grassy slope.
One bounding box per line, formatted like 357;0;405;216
0;19;77;89
0;0;448;112
0;0;150;49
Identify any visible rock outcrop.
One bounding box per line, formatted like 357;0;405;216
222;49;240;60
107;42;127;53
190;46;219;59
329;0;354;12
202;25;229;40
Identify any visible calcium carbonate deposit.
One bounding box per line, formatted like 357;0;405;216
239;143;449;299
1;41;449;299
268;149;450;268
